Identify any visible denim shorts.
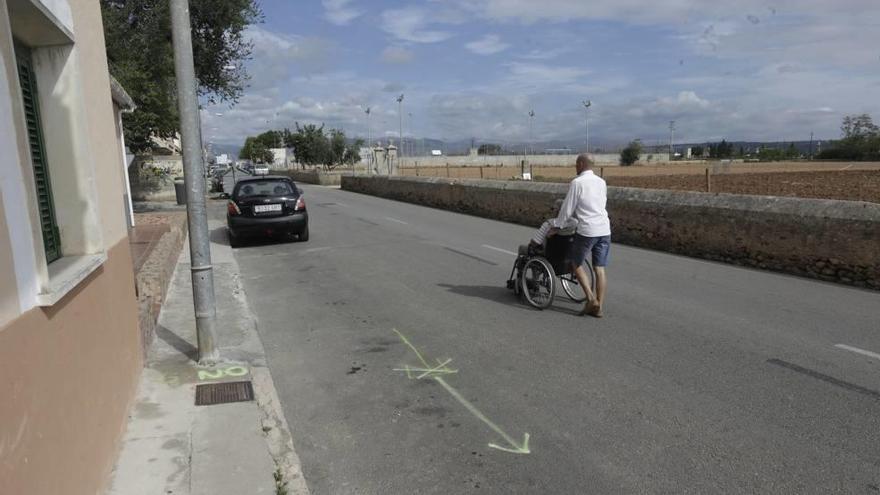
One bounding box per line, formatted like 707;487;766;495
570;234;611;267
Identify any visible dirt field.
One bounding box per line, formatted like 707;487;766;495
397;161;880;203
606;170;880;203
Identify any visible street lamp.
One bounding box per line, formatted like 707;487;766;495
528;109;535;156
582;100;592;153
365;106;372;174
669;120;676;160
408;112;414;157
396;94;404;168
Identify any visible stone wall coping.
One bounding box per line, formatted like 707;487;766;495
351;175;880;222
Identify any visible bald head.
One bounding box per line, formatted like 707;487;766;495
575;153;594;174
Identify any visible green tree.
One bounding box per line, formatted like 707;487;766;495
619;139;642;166
841;114;879;139
818;114;880;160
240;136;273;163
328;129;347;166
478;144;502;155
708;140;733;158
342;139;365;167
287;123;330;168
101;0;262;151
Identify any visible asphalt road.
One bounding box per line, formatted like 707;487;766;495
214;182;880;494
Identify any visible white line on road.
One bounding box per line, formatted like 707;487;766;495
482;244;518;256
303;246;334;254
385;217;409;225
834;344;880;361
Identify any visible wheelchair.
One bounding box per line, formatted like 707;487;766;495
506;230;596;309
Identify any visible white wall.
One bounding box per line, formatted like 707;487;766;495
34;0;73;33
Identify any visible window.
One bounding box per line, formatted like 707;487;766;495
14;42;61;264
233;179;296;198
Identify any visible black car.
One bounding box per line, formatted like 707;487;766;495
226;176;308;247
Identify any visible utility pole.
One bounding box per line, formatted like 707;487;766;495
528;109;535;177
582;100;592;153
365;107;371;174
408;112;413;157
397;94;404;173
809;131;814;159
170;0;218;364
668;120;676;160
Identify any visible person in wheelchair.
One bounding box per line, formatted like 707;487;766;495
527;214;577;255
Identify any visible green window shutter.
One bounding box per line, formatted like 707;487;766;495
14;43;62;263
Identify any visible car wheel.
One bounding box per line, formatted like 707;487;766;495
228;229;241;248
298;225;309;242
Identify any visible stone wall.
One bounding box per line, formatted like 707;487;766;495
132;212;188;358
341;176;880;289
279;170;351;186
129;155;184;201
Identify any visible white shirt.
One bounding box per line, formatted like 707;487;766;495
554;170;611;237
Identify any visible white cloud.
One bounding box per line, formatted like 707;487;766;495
465;34;509;55
628;91;711;119
322;0;361;25
455;0;880;69
380;7;454;43
244;27;334;90
381;46;415;64
502;62;591;92
519;47;570;60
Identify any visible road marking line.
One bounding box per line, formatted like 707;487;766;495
482;244;517;256
303;247;333;253
393;329;531;454
834;344;880;361
385;217;409;225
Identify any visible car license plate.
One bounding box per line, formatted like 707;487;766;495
254;204;282;213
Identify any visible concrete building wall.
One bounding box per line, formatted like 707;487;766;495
342;175;880;289
0;0;143;493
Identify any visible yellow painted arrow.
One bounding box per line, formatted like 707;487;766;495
393;329;531;455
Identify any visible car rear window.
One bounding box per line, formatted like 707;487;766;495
235;180;295;198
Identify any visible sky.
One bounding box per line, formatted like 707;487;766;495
201;0;880;151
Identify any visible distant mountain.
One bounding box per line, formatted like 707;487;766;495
209;143;241;160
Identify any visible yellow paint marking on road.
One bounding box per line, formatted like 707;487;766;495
392;329;531;455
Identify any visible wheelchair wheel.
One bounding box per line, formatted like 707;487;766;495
560;261;595;303
520;257;556;309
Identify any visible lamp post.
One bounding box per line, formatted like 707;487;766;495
582;100;592;153
669;120;676;160
408;112;413;157
170;0;218;364
528;110;535;177
365;107;372;174
397;94;404;173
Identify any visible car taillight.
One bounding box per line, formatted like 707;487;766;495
227;200;241;215
294;197;305;211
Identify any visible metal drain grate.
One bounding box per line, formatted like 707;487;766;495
195;381;255;406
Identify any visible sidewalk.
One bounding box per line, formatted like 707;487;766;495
108;218;309;495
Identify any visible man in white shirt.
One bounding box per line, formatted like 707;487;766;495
551;154;611;317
